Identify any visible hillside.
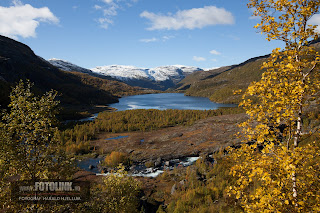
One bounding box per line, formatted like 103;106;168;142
176;39;320;104
69;71;156;97
173;66;232;91
0;36;145;119
175;55;269;104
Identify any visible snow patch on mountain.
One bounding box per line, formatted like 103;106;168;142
48;58;94;74
92;65;150;81
91;65;203;82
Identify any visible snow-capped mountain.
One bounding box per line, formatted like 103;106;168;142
48;58;203;90
91;65;203;82
48;58;94;75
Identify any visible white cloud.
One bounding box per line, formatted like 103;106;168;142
94;5;102;10
98;18;113;29
103;0;113;4
162;35;175;41
309;14;320;33
102;5;118;16
140;6;234;30
95;0;137;30
139;35;175;43
0;1;59;39
210;50;221;55
140;37;158;43
193;56;206;62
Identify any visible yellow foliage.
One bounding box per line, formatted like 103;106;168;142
227;142;320;212
104;151;131;168
87;165;141;213
229;0;320;212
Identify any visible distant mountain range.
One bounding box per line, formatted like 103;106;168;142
91;65;202;82
48;59;203;90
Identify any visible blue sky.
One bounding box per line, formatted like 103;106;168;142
0;0;296;69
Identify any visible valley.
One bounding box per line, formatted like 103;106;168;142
1;0;320;212
72;94;242;178
0;29;319;212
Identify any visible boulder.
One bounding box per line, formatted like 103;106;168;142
154;157;162;168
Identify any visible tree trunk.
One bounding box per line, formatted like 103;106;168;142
292;105;302;208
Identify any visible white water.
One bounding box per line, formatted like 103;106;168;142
92;156;200;178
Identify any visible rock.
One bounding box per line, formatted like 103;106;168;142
172;133;183;138
130;165;136;170
88;165;95;170
165;161;171;167
154;157;162;168
126;149;134;154
171;184;176;195
179;180;186;186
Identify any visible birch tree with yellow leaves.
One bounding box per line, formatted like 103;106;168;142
227;0;320;212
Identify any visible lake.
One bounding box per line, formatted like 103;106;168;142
109;93;236;111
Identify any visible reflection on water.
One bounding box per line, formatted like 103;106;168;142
77;157;103;173
105;135;129;140
109;93;236;111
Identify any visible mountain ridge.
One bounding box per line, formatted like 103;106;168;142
48;58;203;90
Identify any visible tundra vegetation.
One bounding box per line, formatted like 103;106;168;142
61;107;243;155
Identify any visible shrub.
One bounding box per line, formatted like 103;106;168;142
104;151;131;168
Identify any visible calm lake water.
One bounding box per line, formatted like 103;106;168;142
109;93;236;111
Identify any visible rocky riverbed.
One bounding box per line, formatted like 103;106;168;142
77;155;206;177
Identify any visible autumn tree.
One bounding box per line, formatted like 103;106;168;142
0;80;74;211
81;164;141;213
227;0;320;212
